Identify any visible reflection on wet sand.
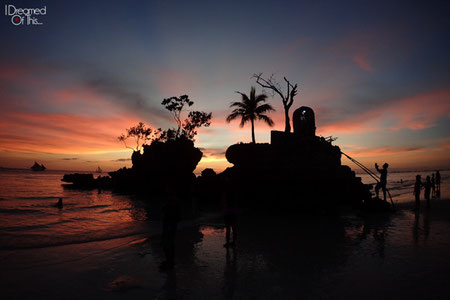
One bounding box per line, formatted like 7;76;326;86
142;215;355;298
413;209;432;247
224;247;237;299
359;214;391;258
137;200;450;299
413;210;420;246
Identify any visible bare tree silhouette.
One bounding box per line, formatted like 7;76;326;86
253;73;298;133
226;87;275;144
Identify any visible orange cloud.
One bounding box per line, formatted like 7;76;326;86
344;146;426;157
386;89;450;130
317;109;382;135
318;88;450;135
0;112;144;154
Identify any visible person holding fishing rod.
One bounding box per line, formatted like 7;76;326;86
375;163;389;202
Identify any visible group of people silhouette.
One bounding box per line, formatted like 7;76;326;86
414;170;441;210
373;162;442;211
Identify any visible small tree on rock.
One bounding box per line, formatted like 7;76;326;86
161;95;212;142
118;122;160;152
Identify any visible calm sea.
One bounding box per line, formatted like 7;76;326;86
0;168;448;250
0;169;155;250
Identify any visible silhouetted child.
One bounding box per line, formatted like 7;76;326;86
222;179;237;248
160;184;180;271
55;198;63;209
414;175;422;210
431;174;436;198
424;176;432;208
375;162;389;201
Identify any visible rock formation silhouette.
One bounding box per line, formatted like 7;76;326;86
224;106;371;211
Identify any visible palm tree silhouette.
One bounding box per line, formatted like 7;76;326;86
226;87;275;144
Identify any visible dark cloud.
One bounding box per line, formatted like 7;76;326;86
111;158;131;162
62;158;78;160
84;74;171;124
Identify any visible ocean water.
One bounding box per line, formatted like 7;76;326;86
357;169;449;203
0;168;448;250
0;169;155;250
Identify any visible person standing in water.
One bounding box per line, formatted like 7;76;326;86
414;175;422;210
375;163;389;201
424;176;432;208
55;198;63;209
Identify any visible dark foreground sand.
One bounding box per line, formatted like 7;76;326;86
1;198;450;300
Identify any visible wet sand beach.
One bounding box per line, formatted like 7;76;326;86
2;197;450;299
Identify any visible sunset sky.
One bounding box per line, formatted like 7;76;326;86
1;0;449;173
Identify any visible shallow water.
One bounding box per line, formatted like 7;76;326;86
0;168;448;250
0;169;154;249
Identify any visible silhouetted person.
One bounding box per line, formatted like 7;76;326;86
375;162;389;201
424;176;432;208
436;170;441;195
414;175;422;210
431;173;436;198
222;179;237;248
160;184;180;271
55;198;63;209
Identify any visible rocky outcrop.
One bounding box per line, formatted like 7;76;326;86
62;137;203;195
61;173;96;187
132;137;202;180
223;107;372;211
111;137;202;194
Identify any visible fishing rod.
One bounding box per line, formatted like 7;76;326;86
341;151;396;211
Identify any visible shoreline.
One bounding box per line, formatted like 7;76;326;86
1;197;450;299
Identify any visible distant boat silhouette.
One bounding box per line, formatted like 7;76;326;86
95;166;102;173
31;161;46;171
